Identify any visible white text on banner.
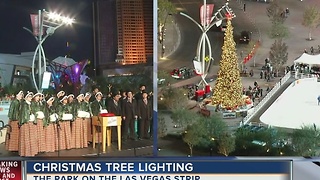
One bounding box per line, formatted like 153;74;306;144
28;174;288;180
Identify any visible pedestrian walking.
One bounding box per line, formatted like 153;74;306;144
318;95;320;105
249;69;254;77
243;3;246;12
265;58;269;66
264;71;267;79
310;46;314;55
285;8;290;15
260;70;263;79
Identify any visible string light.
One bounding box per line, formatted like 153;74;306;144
211;19;244;110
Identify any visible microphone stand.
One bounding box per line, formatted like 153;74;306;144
55;116;61;157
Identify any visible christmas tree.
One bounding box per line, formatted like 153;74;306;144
211;18;244;110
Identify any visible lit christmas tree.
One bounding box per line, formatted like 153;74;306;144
211;18;244;110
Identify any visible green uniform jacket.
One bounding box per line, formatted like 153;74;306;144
31;101;45;124
19;100;33;126
44;104;56;126
91;100;106;116
72;101;86;118
82;101;93;117
8;99;21;120
31;101;45;113
53;98;60;108
56;103;73;120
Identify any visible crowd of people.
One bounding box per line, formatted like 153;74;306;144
5;84;153;157
304;45;320;55
243;81;264;104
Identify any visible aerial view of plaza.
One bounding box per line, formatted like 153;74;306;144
0;0;154;157
157;0;320;156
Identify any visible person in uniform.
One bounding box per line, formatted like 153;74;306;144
137;91;152;140
39;94;46;105
91;92;106;116
122;90;138;141
19;91;39;157
107;92;122;141
120;90;127;107
90;87;100;102
6;90;23;151
134;84;146;101
68;94;75;104
90;92;105;143
71;94;85;149
54;91;65;108
56;96;72;150
32;92;46;153
44;96;57;152
83;92;93;146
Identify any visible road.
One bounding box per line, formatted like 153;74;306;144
158;0;225;71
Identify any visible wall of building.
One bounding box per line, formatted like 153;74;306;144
96;0;118;67
94;0;153;71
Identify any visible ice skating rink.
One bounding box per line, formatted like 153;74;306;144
260;78;320;129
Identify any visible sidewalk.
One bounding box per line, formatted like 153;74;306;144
158;15;181;58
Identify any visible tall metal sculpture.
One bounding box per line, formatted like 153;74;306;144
24;10;74;92
180;2;235;88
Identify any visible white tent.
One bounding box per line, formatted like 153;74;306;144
294;53;320;66
52;56;76;67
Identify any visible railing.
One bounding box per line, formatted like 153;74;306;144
240;71;292;126
295;73;318;80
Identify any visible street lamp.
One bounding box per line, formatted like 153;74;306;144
180;2;235;87
159;13;172;58
24;10;74;92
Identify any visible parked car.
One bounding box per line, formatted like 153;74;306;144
239;31;250;44
170;67;195;79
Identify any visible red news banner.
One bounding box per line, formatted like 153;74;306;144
0;161;22;180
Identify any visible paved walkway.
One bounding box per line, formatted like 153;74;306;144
158;15;181;58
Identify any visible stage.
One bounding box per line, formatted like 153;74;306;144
0;139;153;157
260;78;320;129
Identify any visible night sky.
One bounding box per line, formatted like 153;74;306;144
0;0;93;61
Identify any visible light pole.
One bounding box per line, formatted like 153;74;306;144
159;13;172;58
180;2;235;88
24;10;74;92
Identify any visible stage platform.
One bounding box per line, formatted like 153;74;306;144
0;139;153;157
260;78;320;129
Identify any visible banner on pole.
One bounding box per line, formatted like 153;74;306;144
193;60;202;75
30;14;43;36
200;4;215;27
